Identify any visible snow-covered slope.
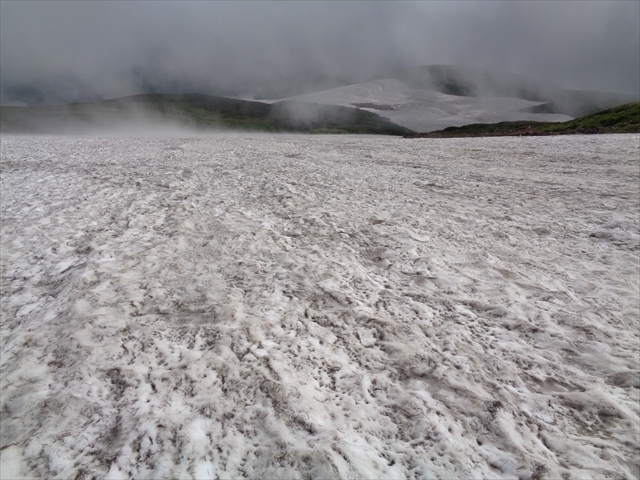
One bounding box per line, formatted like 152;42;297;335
272;78;573;132
1;134;638;479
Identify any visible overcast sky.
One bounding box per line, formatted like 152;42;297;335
1;0;638;102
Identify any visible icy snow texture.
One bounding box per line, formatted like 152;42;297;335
1;134;639;479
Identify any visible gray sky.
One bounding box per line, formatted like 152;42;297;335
1;0;638;102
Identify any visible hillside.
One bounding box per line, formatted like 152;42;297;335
267;66;638;133
271;78;573;133
404;102;640;138
0;93;413;136
391;65;637;117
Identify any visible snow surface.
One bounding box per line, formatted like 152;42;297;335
1;133;639;479
269;79;573;132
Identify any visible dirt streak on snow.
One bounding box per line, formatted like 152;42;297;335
1;134;638;479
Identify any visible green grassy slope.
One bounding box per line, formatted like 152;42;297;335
405;102;640;138
0;93;414;135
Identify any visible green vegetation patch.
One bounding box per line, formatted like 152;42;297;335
406;102;639;138
537;102;639;134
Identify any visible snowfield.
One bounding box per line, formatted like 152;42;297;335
1;133;638;480
265;78;573;132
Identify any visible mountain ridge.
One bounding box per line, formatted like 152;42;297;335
0;93;413;135
2;66;638;135
390;65;638;117
269;66;637;132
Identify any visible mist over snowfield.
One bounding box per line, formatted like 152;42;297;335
1;134;638;479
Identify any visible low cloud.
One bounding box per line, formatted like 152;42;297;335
1;1;638;105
